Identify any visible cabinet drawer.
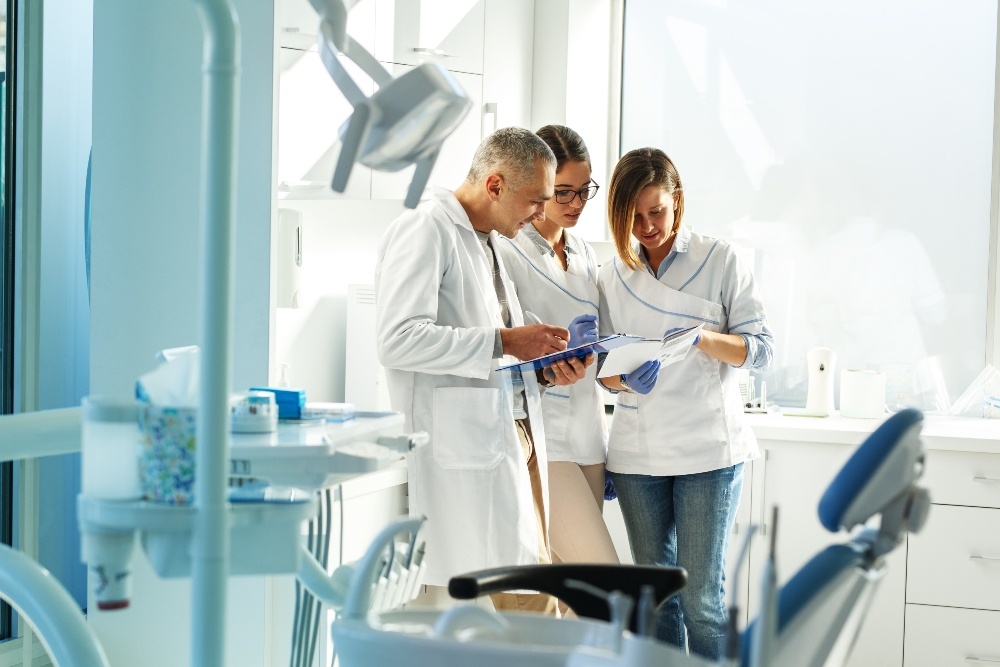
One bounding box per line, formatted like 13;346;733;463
923;450;1000;508
904;604;1000;667
906;504;1000;610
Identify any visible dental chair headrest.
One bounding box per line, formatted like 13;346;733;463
817;408;925;535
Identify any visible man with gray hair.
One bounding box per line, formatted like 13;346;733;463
375;127;595;614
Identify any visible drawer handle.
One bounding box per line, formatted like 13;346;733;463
973;476;1000;484
413;47;454;58
969;555;1000;564
966;658;1000;665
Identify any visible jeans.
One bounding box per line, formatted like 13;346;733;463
611;463;743;660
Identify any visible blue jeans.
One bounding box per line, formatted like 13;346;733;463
611;464;743;660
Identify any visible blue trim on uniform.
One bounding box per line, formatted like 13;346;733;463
613;259;722;326
502;237;599;310
678;239;720;292
729;317;763;332
545;392;571;399
615;403;638;410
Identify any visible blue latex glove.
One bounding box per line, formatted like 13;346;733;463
665;326;700;346
567;314;599;349
604;469;617;501
622;359;660;395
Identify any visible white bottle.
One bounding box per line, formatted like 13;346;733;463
805;347;836;416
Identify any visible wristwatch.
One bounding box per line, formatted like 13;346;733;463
619;373;633;393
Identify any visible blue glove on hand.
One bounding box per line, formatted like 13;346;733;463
664;326;701;346
604;469;617;501
567;314;599;349
622;359;660;395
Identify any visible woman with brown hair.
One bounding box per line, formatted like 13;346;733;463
496;125;620;570
597;147;773;658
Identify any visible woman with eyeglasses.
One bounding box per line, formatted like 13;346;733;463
496;125;620;573
597;148;774;659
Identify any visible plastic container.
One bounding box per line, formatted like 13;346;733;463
81;396;142;500
230;391;278;433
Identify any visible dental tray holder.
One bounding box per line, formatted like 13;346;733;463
78;494;318;580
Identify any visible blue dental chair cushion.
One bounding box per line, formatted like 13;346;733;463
817;408;923;533
741;543;866;665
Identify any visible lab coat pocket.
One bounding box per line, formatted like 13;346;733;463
541;390;571;444
431;387;504;470
611;393;641;452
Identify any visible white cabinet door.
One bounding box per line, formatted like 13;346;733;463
370;66;483;200
904;605;1000;667
277;47;373;200
906;504;1000;611
747;440;906;667
278;0;376;52
373;0;485;74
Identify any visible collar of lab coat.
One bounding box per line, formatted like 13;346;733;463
635;224;692;274
522;224;581;259
429;186;476;233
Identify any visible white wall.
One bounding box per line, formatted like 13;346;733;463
91;1;274;400
90;1;278;665
274;199;404;401
531;0;617;242
275;0;539;402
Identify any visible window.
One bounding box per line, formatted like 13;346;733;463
1;0;15;640
621;0;995;410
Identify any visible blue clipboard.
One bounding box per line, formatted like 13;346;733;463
497;334;644;372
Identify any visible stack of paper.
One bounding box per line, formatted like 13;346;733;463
598;324;704;378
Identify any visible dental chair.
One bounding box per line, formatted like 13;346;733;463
449;563;687;634
737;406;929;667
326;408;929;667
443;408;930;667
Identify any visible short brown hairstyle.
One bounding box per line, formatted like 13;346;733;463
607;148;685;270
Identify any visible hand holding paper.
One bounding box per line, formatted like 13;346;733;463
599;324;704;378
622;359;660;395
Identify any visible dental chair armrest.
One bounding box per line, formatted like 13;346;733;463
448;563;686;632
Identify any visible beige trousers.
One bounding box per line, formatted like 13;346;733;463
548;460;620;565
488;418;560;615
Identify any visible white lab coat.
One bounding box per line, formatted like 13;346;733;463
496;229;607;464
597;233;766;476
375;187;549;587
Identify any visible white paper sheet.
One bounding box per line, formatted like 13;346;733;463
598;324;704;378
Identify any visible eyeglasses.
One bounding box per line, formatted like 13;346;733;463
553;182;600;205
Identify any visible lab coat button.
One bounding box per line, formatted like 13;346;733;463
715;407;722;413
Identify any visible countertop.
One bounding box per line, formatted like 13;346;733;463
746;412;1000;454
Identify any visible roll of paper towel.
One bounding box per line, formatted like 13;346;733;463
839;370;886;418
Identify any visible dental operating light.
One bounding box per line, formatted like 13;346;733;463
308;0;472;208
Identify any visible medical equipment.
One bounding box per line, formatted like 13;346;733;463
317;408;929;667
326;519;632;667
449;563;685;634
307;0;472;208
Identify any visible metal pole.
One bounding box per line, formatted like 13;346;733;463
190;1;240;665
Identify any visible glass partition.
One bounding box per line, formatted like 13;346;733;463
1;0;14;639
621;0;996;410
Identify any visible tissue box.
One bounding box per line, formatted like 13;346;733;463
139;406;197;505
249;387;306;419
